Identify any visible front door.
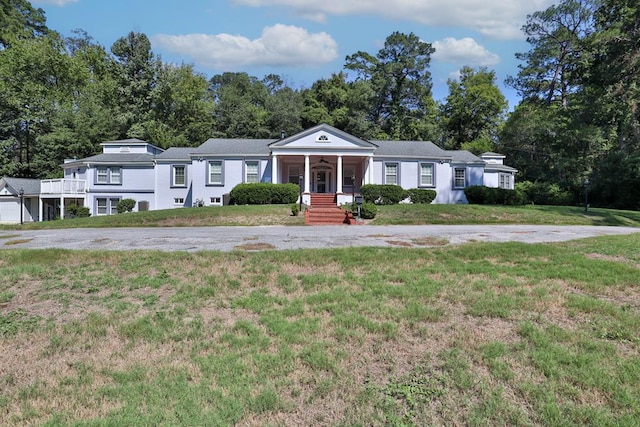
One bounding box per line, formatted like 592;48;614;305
316;171;327;193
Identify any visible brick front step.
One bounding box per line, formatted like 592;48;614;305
305;206;353;225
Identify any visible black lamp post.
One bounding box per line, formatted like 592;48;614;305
583;177;590;213
298;174;303;211
19;188;24;225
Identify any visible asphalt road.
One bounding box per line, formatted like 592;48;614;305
2;225;639;252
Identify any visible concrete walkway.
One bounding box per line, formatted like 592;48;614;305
2;225;639;252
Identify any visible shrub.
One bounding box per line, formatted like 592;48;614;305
65;204;91;218
360;184;408;205
464;186;525;205
344;202;377;219
407;188;437;204
116;198;136;213
291;204;300;216
515;181;573;206
229;183;299;205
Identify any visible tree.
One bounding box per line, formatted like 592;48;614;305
110;31;159;138
148;63;215;147
209;72;270;138
0;0;48;48
439;66;508;151
506;0;595;107
587;0;640;151
262;75;303;139
0;33;82;177
344;31;436;140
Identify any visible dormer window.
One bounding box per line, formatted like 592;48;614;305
315;135;330;143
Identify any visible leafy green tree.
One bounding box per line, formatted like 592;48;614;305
439;66;508;151
506;0;595;107
0;0;48;48
262;74;303;138
148;63;215;147
110;31;159;138
209;72;270;138
345;31;436;140
587;0;640;151
0;33;82;177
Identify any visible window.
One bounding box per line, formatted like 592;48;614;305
110;167;121;184
245;161;259;183
174;198;184;205
420;163;434;187
210;197;222;205
172;165;186;187
499;173;511;189
343;166;355;187
385;163;398;185
288;166;301;185
96;197;120;215
208;161;223;185
454;168;466;188
96;167;121;185
96;167;108;184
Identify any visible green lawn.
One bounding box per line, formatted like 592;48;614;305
4;203;640;229
1;233;639;425
1;203;639;425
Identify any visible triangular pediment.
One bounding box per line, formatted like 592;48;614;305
269;124;377;152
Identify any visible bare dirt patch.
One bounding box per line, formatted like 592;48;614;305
234;242;276;251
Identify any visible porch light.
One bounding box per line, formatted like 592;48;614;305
19;188;24;225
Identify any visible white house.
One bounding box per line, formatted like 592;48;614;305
0;124;517;223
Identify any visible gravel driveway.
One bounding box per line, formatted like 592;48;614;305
2;225;639;252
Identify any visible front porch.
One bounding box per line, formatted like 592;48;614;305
270;154;373;207
39;179;87;220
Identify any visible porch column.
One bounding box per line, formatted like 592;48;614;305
336;155;343;193
39;197;43;222
366;156;374;184
271;154;278;184
60;196;65;219
304;155;310;193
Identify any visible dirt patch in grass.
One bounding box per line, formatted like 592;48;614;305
411;237;449;246
234;242;276;251
4;238;33;246
386;240;413;247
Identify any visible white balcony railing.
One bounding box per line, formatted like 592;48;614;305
40;179;87;195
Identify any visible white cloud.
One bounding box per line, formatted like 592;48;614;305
233;0;556;40
32;0;79;5
152;24;338;70
432;37;500;66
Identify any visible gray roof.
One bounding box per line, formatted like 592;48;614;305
481;151;505;157
1;177;41;195
66;153;156;166
372;140;449;158
155;147;194;161
102;138;147;144
446;150;485;164
484;164;518;173
192;139;274;156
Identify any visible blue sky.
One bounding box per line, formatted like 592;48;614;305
33;0;556;109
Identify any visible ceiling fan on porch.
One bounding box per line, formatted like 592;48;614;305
318;157;329;164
